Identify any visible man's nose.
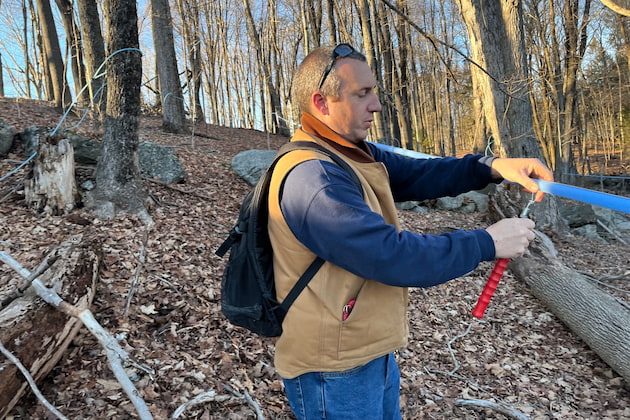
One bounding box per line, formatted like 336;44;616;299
370;94;382;112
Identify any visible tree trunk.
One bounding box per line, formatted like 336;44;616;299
76;0;107;120
512;255;630;384
357;0;385;142
0;237;100;418
24;137;78;215
242;0;289;136
34;0;72;109
176;0;204;123
54;0;88;105
393;0;413;150
458;0;564;232
89;0;149;222
151;0;186;133
0;53;4;97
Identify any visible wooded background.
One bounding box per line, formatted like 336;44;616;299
0;0;628;179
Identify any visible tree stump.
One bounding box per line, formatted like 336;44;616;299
0;235;101;417
24;137;79;215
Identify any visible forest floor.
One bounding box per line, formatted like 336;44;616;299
0;97;629;419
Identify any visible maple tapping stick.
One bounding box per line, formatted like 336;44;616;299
472;198;535;319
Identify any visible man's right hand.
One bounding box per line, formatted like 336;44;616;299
485;218;536;259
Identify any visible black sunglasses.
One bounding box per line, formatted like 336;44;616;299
317;43;356;91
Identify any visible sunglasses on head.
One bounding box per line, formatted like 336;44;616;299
317;43;356;91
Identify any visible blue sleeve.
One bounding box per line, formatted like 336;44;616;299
279;159;496;288
367;143;497;201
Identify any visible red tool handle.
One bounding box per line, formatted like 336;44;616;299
472;258;509;319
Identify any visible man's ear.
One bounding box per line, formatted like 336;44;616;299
312;92;329;116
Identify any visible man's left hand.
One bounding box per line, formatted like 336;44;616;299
490;158;554;202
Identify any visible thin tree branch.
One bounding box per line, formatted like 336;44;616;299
0;251;154;420
0;339;69;420
222;383;265;420
124;226;151;317
379;0;512;95
1;251;59;310
455;398;530;420
170;390;230;419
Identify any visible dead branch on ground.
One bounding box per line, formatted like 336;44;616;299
0;251;154;420
455;398;529;420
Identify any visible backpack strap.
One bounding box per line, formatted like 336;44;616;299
272;141;364;313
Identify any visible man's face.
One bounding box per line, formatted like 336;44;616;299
320;59;382;144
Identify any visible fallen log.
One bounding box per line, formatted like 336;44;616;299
508;236;630;384
489;186;630;385
0;235;100;418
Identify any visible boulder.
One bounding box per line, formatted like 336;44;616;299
138;142;186;184
18;126;187;184
231;149;277;185
0;121;15;156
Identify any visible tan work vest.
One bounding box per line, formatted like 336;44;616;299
268;132;409;379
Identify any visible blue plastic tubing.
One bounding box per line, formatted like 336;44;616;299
369;142;629;214
535;179;629;214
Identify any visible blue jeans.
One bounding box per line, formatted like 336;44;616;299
282;353;402;420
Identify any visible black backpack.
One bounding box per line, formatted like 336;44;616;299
215;141;362;337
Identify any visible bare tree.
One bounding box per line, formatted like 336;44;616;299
151;0;186;133
0;53;4;96
54;0;88;105
76;0;107;118
243;0;290;136
175;0;204;122
356;0;386;141
34;0;72;109
89;0;149;222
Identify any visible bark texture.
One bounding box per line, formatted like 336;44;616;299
489;188;630;384
24;137;78;215
90;0;148;221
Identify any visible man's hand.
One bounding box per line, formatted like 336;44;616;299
486;218;536;259
490;158;554;202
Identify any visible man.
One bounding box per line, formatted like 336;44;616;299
267;43;553;419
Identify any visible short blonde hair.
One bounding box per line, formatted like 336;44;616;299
292;45;366;114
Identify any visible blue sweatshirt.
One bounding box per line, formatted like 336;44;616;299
279;142;497;288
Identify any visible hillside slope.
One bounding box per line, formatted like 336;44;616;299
1;98;628;419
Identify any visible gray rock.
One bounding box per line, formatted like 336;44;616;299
20;125;49;156
66;132;102;164
0;121;16;156
436;195;464;210
561;202;597;227
18;126;187;184
231;149;277;185
138;142;186;184
572;224;604;241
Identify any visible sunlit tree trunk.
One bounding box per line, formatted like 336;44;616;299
151;0;186;133
243;0;289;136
34;0;72;109
357;0;385;142
176;0;204;122
55;0;87;105
76;0;106;119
